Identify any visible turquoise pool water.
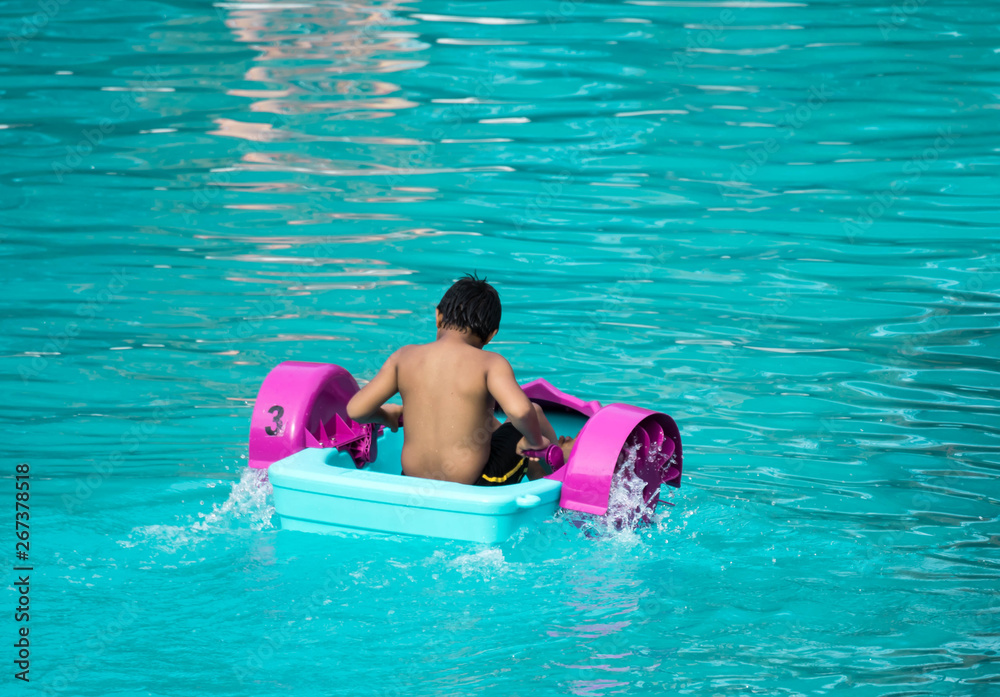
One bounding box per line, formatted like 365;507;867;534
2;0;999;694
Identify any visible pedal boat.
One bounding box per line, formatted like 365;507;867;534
249;362;682;543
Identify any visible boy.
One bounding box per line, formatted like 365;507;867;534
346;274;573;485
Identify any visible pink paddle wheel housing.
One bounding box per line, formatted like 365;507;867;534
248;361;381;470
249;362;683;519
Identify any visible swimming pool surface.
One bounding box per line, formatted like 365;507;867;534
2;0;999;694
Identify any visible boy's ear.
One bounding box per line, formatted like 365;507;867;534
483;328;499;346
435;309;443;328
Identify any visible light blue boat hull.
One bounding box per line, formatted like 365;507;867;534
268;426;566;543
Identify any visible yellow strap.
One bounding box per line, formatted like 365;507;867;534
480;457;526;484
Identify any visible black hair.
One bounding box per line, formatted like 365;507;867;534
437;273;501;343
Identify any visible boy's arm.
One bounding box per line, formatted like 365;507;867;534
486;355;545;449
346;350;403;431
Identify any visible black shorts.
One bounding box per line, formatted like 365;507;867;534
476;422;528;487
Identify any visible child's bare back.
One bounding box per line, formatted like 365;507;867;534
346;274;570;486
390;339;521;482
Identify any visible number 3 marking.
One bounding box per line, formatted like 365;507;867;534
265;405;285;436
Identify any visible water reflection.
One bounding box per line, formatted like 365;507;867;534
220;0;423;122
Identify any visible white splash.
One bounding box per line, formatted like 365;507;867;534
194;467;274;532
119;468;274;551
448;547;509;578
570;438;674;541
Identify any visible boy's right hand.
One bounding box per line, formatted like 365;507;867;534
381;404;403;432
516;435;550;456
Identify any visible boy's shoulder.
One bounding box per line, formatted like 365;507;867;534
387;343;418;362
480;348;512;370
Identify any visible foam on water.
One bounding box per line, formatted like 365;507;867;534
194;467;275;532
561;441;671;545
119;468;274;551
441;547;511;579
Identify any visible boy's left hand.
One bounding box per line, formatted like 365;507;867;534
381;404;403;432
